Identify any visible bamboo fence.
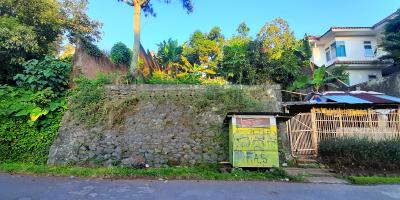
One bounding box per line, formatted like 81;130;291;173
287;108;400;157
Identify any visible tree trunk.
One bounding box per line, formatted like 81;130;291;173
131;2;143;82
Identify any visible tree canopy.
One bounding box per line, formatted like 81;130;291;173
183;27;224;71
110;42;132;65
381;9;400;65
0;0;101;84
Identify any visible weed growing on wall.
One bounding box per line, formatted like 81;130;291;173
194;86;272;115
68;76;139;128
69;81;275;129
68;77;108;127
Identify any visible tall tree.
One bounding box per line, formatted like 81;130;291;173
381;9;400;65
254;18;301;87
183;27;224;72
257;18;297;60
221;22;254;84
117;0;194;82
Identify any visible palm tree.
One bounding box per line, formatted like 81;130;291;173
117;0;194;82
156;39;183;76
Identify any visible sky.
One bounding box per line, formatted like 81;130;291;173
87;0;400;52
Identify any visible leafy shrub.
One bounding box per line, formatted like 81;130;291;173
146;70;200;84
0;112;63;164
319;137;400;171
0;85;65;123
0;86;66;163
201;77;227;85
147;70;226;85
110;42;131;65
14;56;71;95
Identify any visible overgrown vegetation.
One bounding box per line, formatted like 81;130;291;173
69;77;271;128
291;65;349;92
319;137;400;174
0;86;66;164
67;77;109;127
14;56;72;96
0;54;70;164
0;162;296;181
148;18;311;89
0;0;101;84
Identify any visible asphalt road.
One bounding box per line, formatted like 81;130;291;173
1;173;400;200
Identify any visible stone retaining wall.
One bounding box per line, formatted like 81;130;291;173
48;84;281;167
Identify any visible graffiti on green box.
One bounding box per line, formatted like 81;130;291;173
233;150;274;165
233;132;277;150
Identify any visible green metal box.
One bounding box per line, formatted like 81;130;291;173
229;115;279;168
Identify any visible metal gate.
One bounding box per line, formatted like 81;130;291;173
286;113;316;157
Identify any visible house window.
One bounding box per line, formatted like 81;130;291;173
368;75;377;81
325;47;331;62
335;41;346;57
364;41;374;57
330;43;337;59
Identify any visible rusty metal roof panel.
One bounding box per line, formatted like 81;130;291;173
350;93;394;104
323;95;371;104
374;95;400;103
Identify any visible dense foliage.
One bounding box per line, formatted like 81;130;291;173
319;137;400;172
68;77;109;127
381;9;400;65
110;42;132;65
0;86;66;163
157;39;183;75
0;0;101;84
14;57;72;96
153;19;310;88
291;65;349;92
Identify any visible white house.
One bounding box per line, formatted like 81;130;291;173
308;12;397;86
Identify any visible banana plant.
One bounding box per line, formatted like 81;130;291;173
291;65;341;92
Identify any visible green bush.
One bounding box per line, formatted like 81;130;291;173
14;56;71;96
319;137;400;171
0;112;63;164
0;86;66;164
110;42;131;65
0;85;66;123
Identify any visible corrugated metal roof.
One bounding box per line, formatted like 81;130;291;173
302;91;400;105
375;95;400;103
324;95;371;104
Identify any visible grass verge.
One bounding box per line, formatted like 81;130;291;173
0;163;301;181
349;176;400;185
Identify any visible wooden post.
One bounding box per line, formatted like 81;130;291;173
367;109;374;139
397;109;400;139
310;108;318;155
339;109;344;138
